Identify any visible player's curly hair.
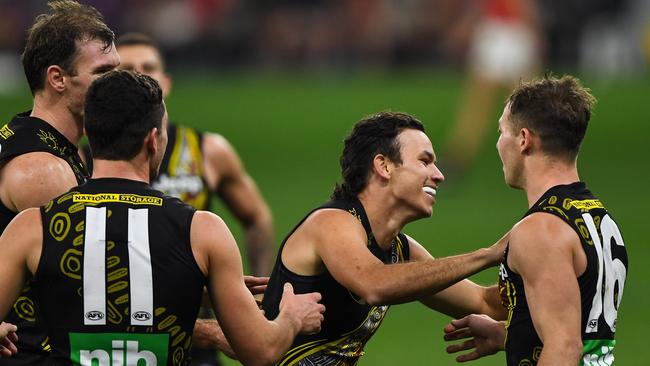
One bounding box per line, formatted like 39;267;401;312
22;0;114;94
332;111;425;200
506;74;597;161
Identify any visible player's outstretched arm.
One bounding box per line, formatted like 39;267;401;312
191;211;324;366
509;214;583;365
0;153;79;213
443;314;505;363
311;210;507;306
409;235;507;319
204;133;274;276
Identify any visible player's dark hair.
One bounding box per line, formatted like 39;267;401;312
21;0;114;95
85;70;164;160
116;32;166;70
116;32;160;50
332;111;425;200
506;74;597;161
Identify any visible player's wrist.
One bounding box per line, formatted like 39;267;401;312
276;308;302;336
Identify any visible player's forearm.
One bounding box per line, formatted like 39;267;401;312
363;248;499;306
192;318;237;358
245;220;274;276
537;339;582;366
238;314;298;366
480;285;508;320
420;282;504;319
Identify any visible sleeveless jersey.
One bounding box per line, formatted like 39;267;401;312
153;123;211;211
34;178;206;365
498;182;628;366
0;112;88;365
261;197;410;366
82;123;211;211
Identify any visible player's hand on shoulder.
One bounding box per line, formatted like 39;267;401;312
278;283;325;334
487;230;510;265
0;322;18;357
443;314;505;362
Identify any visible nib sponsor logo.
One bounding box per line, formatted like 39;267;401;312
70;333;168;366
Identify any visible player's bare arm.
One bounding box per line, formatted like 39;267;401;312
0;153;79;212
192;319;236;358
0;209;43;320
283;209;506;306
409;235;507;320
191;211;324;365
508;213;585;365
195;275;269;355
203;133;273;276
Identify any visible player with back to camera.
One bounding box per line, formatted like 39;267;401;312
0;69;325;366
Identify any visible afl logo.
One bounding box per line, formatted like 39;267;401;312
85;311;104;321
133;311;152;321
588;319;598;328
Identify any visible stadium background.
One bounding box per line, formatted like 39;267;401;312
0;1;648;365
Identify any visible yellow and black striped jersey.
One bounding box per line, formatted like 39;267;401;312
262;197;410;366
36;178;205;365
0;112;88;366
152;124;211;211
499;182;628;366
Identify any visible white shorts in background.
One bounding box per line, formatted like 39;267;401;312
469;20;538;83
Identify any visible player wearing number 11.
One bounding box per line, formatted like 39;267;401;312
0;70;325;365
443;75;628;366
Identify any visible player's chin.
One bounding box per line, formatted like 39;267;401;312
419;201;434;218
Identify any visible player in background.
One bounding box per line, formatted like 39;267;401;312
440;0;543;179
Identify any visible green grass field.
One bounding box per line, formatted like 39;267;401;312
1;70;647;365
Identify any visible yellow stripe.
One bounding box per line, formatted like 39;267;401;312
281;338;330;363
168;126;184;176
280;306;384;365
73;193;162;206
394;236;405;262
184;127;204;176
569;199;604;210
542;205;570;220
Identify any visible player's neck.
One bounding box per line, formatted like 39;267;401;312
358;191;407;250
522;157;580;207
31;94;83;145
91;159;151;184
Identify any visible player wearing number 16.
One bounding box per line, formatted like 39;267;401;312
0;70;325;366
443;75;628;366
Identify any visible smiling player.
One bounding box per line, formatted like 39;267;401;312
261;111;509;365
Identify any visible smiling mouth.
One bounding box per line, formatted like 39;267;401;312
423;186;437;197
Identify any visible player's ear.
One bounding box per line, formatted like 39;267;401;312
46;65;66;92
372;154;392;180
519;127;534;154
144;127;158;155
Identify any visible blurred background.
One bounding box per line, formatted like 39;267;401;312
1;1;649;365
